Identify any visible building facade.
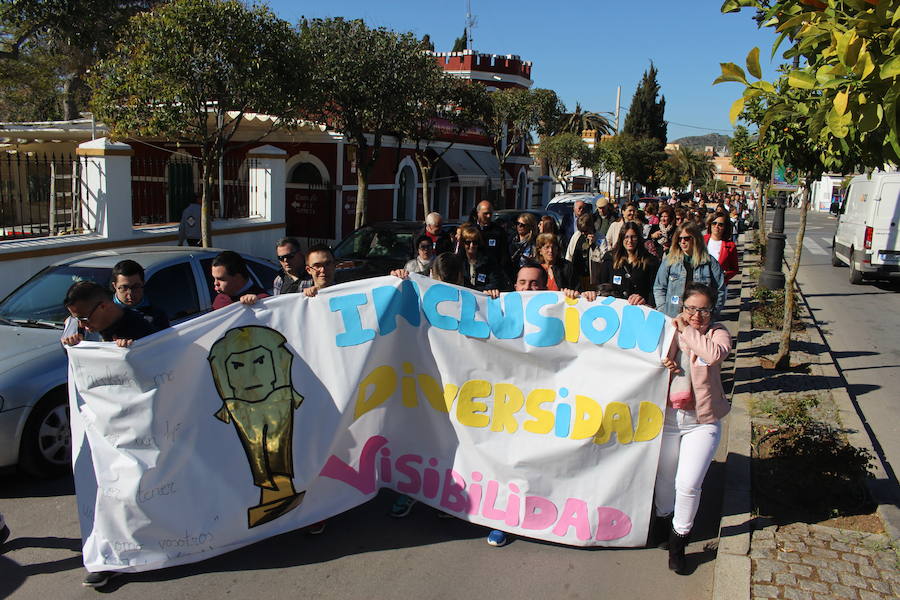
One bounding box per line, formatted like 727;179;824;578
0;50;536;246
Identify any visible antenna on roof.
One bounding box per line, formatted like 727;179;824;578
465;0;476;51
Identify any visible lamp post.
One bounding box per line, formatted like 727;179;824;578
759;193;786;289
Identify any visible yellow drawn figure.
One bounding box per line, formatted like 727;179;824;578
208;326;305;528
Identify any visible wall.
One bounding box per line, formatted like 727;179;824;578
0;140;285;299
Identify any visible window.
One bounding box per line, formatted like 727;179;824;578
145;262;200;322
745;176;751;183
247;260;280;295
199;258;216;306
732;176;738;182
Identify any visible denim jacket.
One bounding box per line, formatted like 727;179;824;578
653;254;726;318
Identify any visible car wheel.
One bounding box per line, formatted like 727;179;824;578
831;239;843;267
19;390;71;478
848;251;865;285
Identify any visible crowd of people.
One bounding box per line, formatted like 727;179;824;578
7;191;743;587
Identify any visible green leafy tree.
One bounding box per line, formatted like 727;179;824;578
1;0;160;119
604;133;667;193
719;0;900;167
0;46;63;120
623;62;667;149
480;87;563;207
398;71;489;215
656;156;689;191
535;133;593;192
731;123;773;246
671;146;716;189
90;0;308;247
299;17;440;228
451;29;467;52
718;0;900;369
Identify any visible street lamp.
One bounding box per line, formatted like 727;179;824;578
759;193;787;289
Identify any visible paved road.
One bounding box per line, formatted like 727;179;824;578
780;208;900;495
0;281;745;599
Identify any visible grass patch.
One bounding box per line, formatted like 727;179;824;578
751;286;804;331
752;395;875;522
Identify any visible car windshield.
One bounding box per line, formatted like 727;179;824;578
334;227;414;261
0;265;112;326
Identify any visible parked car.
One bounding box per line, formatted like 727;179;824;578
0;246;279;477
831;171;900;284
545;193;607;239
332;220;459;283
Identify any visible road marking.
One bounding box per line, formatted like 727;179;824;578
803;237;828;255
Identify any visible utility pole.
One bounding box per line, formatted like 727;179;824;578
610;85;621;200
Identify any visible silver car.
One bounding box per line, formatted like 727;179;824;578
0;246;280;477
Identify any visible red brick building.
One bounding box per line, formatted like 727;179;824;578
1;50;535;244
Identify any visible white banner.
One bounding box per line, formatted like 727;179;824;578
67;275;675;573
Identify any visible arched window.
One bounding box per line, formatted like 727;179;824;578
288;162;323;185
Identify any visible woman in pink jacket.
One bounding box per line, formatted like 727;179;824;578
655;282;732;574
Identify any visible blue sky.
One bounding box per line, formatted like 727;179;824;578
268;1;781;142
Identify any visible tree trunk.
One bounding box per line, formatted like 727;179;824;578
757;180;768;250
497;158;507;209
773;177;811;369
201;156;215;248
419;160;432;216
355;167;368;230
62;75;85;121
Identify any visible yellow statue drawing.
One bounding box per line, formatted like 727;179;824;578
208;326;305;528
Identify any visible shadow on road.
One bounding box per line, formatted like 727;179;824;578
0;472;74;500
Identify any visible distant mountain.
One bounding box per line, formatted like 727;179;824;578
671;133;731;150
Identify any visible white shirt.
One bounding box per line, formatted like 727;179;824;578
707;238;723;261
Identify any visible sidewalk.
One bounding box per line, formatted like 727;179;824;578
712;237;900;600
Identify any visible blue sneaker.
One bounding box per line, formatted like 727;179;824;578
486;529;508;547
390;495;416;518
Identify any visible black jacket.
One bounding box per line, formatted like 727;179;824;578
100;306;164;342
596;254;660;306
462;253;510;292
475;222;513;277
546;259;577;291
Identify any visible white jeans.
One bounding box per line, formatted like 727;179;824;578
654;407;722;535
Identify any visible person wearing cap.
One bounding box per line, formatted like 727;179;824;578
592;196;614;238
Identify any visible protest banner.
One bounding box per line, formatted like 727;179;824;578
67;275;675;573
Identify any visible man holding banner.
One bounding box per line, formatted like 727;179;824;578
66;270;680;581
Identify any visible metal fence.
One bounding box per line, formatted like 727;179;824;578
131;154;254;225
0;152;84;241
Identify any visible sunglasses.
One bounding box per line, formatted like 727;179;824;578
277;251;298;262
712;221;727;227
418;244;433;250
516;222;528;227
679;236;693;241
684;305;713;316
463;240;478;246
75;300;103;323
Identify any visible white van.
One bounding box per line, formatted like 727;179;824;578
832;171;900;284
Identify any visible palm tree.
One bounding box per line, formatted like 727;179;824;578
671;146;715;188
553;103;613;137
